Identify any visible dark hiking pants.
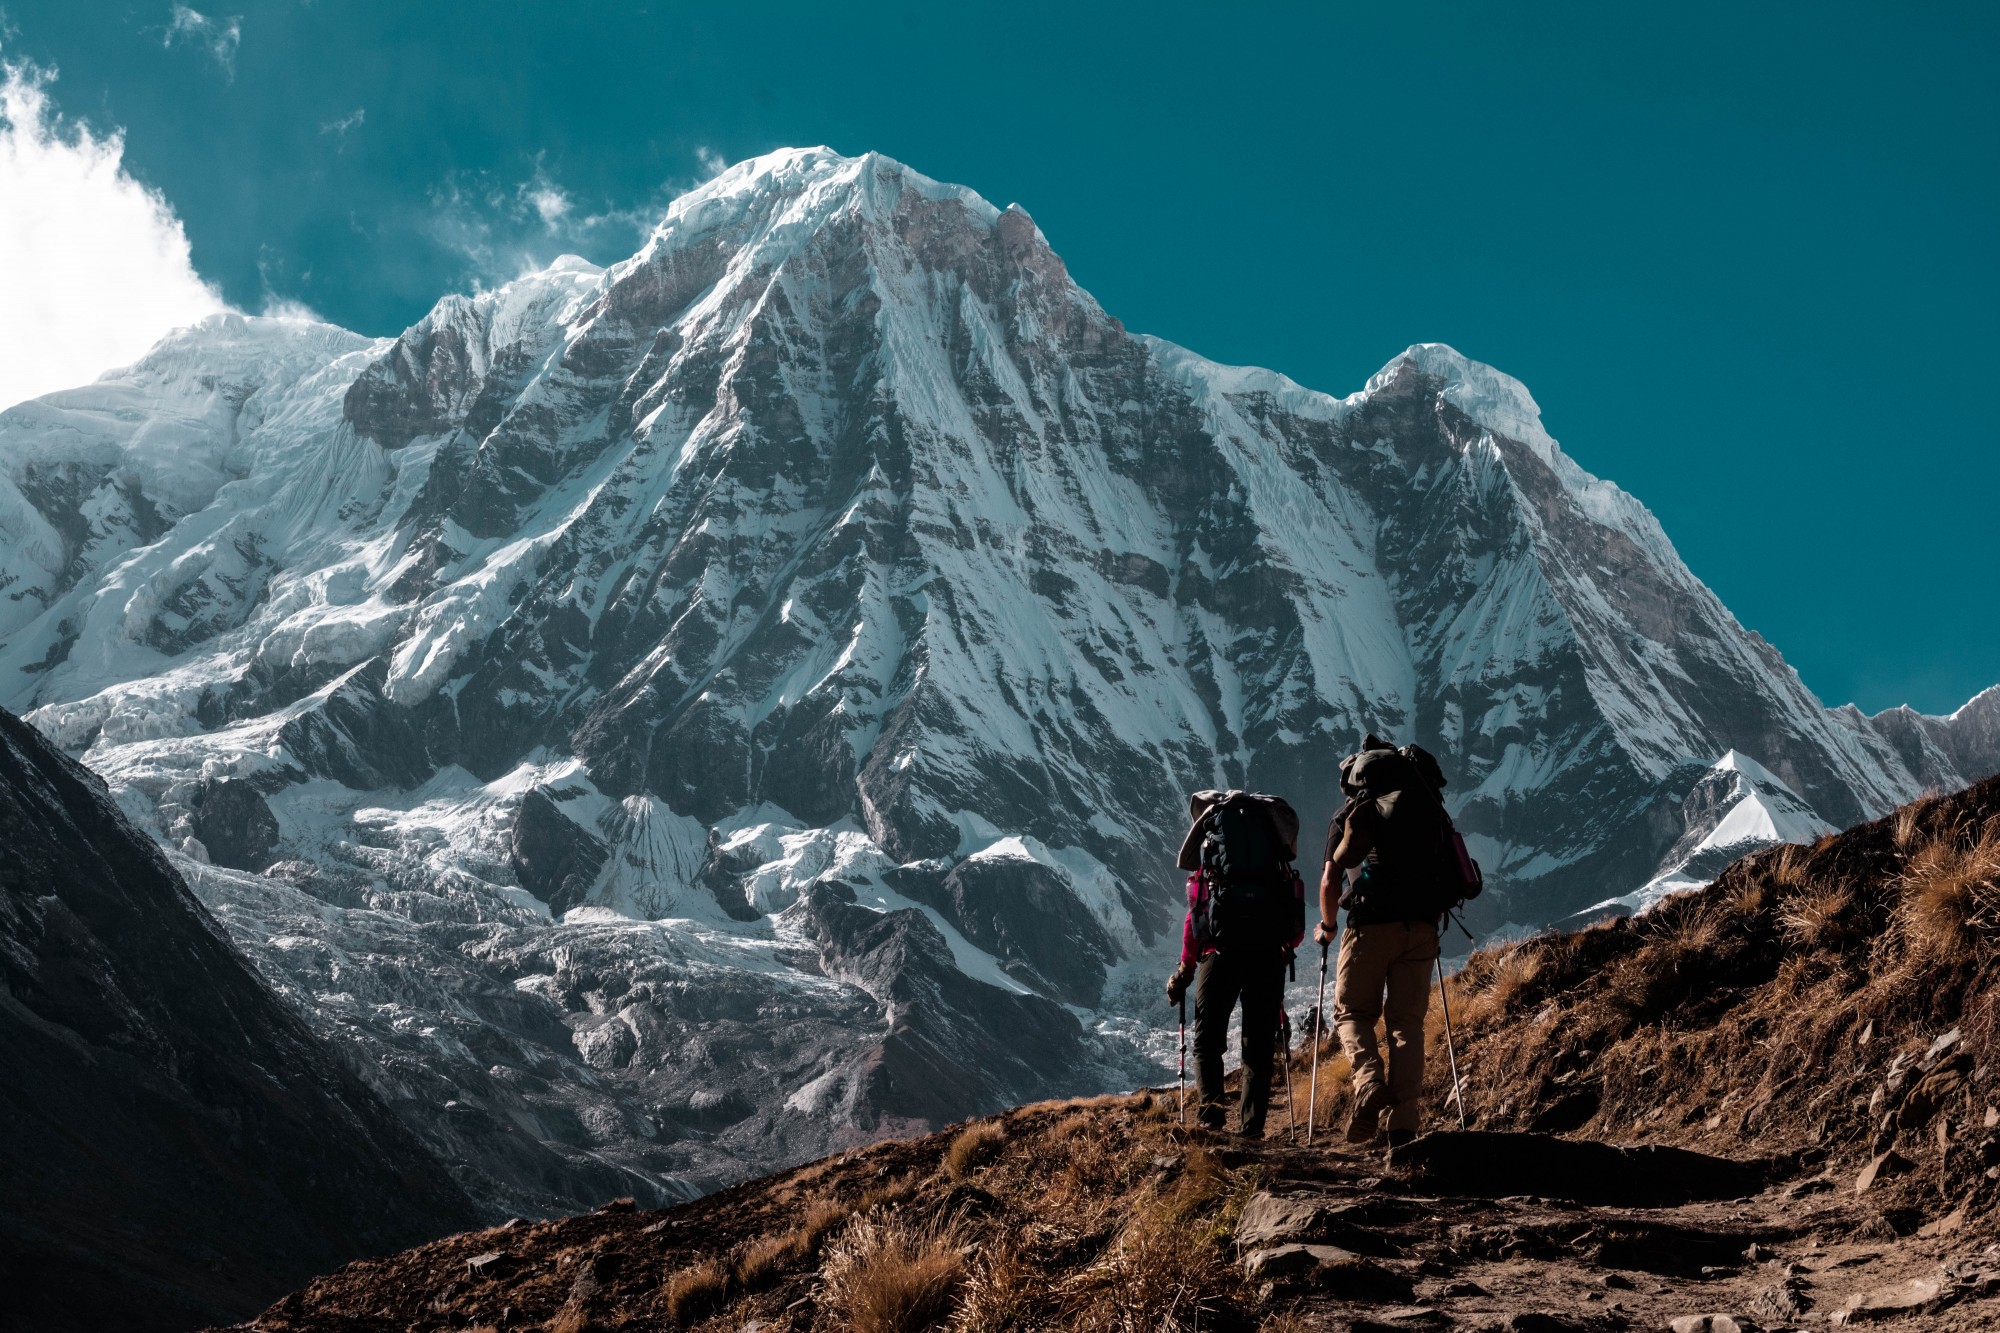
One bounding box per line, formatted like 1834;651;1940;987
1193;947;1286;1136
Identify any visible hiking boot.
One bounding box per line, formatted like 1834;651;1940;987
1196;1105;1227;1132
1344;1082;1391;1143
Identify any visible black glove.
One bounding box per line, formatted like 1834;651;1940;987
1165;963;1194;1006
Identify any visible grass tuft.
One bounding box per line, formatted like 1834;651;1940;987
951;1238;1034;1332
663;1257;729;1327
820;1212;965;1333
1895;819;2000;963
944;1122;1007;1179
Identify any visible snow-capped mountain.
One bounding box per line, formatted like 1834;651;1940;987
1;148;1993;1208
1579;750;1838;919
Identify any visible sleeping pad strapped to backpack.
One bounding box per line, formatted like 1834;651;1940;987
1337;737;1483;926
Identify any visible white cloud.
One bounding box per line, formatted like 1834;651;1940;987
165;5;242;80
428;166;666;286
696;146;727;178
259;296;322;322
0;61;231;411
525;183;573;228
320;106;365;142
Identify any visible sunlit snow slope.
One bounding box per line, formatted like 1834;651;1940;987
2;148;1995;1209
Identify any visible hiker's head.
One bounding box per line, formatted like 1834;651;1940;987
1340;738;1448;795
1341;735;1396;794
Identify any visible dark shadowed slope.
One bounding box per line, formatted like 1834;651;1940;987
0;706;480;1333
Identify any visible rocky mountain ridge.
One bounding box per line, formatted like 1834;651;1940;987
1;147;1994;1211
0;704;478;1333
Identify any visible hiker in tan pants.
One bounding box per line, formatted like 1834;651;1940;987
1315;794;1440;1145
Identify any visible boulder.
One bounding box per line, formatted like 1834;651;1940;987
1234;1191;1372;1251
1669;1317;1760;1333
1238;1245;1414;1302
466;1251;514;1278
1895;1054;1972;1131
1242;1243;1356;1282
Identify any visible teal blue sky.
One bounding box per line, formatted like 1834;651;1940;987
4;2;1995;715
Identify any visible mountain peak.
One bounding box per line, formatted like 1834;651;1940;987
1371;342;1555;461
651;146;1002;243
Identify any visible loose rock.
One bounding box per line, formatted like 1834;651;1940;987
466;1250;513;1278
1240;1242;1357;1282
1831;1275;1942;1324
1853;1150;1912;1193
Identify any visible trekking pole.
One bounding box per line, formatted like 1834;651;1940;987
1435;954;1467;1130
1177;995;1187;1127
1307;938;1328;1144
1280;1009;1297;1143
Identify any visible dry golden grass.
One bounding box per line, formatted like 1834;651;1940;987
731;1193;850;1292
1892;795;1945;852
1724;872;1772;918
1780;880;1857;950
950;1239;1033;1332
944;1122;1007;1179
1029;1110;1134;1222
798;1196;850;1252
1894;818;2000;962
1062;1154;1246;1333
1454;941;1542;1029
663;1257;729;1327
1256;1315;1316;1333
1771;840;1813;888
820;1212;965;1333
734;1230;793;1292
855;1172;922;1215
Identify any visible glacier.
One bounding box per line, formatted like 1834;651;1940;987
2;146;1995;1212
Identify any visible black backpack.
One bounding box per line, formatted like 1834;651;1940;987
1184;792;1303;950
1338;737;1482;923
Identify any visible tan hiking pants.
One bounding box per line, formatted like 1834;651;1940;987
1333;920;1439;1132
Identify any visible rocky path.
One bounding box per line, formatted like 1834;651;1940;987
1225;1129;2000;1331
214;1091;2000;1332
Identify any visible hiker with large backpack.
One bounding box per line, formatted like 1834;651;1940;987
1314;735;1481;1146
1165;790;1307;1138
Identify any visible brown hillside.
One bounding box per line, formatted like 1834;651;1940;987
216;778;2000;1332
1434;771;2000;1217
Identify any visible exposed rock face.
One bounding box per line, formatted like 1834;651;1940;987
0;706;478;1333
0;148;1994;1210
187;776;281;870
510;786;610;914
792;881;1101;1127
